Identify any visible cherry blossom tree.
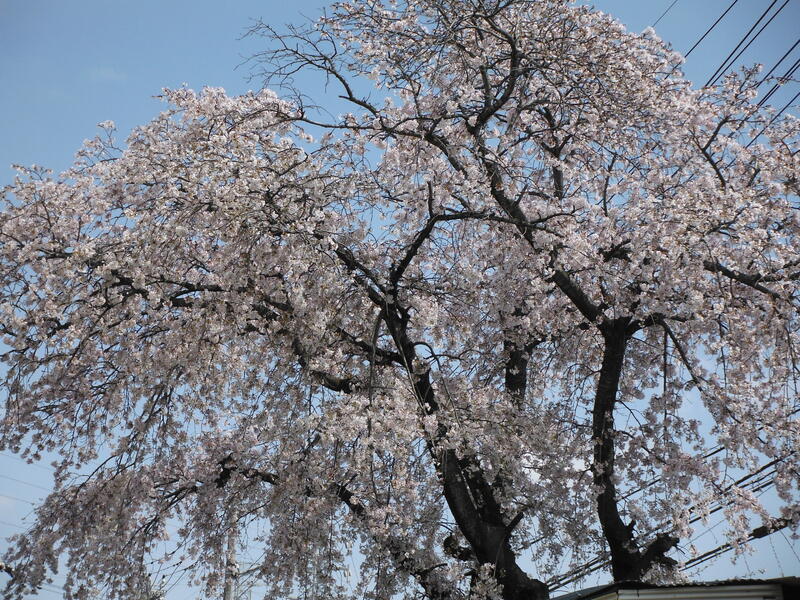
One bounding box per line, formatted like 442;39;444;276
2;1;799;599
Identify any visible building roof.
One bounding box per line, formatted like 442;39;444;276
552;578;800;600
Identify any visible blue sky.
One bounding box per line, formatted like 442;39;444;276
1;0;799;181
1;1;799;597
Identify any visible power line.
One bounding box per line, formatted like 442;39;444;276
779;529;800;565
618;407;800;504
747;87;800;147
684;0;740;58
705;0;781;87
0;474;51;492
0;519;25;531
546;453;793;590
758;55;800;107
526;411;800;583
0;451;56;473
684;516;796;569
710;0;792;88
758;37;800;88
0;493;35;506
652;0;679;27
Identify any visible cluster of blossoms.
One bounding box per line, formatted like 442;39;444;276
1;1;799;599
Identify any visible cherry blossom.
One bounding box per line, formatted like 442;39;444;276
1;1;799;599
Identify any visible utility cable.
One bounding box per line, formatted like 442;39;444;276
617;407;800;504
708;0;792;89
524;409;800;564
652;0;679;27
705;0;780;87
546;453;793;589
0;492;35;505
711;38;800;145
746;87;800;147
0;451;56;472
0;473;51;492
758;56;800;107
683;515;796;569
758;37;800;88
684;0;740;58
0;519;25;531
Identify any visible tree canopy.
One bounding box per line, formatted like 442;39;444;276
1;1;799;599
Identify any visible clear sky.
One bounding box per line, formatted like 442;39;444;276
1;1;799;598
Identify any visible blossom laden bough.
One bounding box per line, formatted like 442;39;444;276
1;1;799;599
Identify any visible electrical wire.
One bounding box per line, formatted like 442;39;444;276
0;519;25;531
779;529;800;564
618;407;800;503
0;451;56;472
0;473;51;492
0;493;35;505
683;516;795;569
545;453;793;590
708;38;800;145
758;56;800;107
684;0;740;58
705;0;781;87
758;37;800;88
746;87;800;147
708;0;792;89
523;410;800;567
652;0;679;27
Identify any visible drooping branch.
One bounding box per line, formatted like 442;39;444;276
163;455;460;600
334;484;458;600
377;294;548;600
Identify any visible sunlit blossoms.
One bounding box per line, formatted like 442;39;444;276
2;1;799;599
